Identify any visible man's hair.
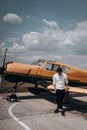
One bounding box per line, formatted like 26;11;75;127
56;67;62;72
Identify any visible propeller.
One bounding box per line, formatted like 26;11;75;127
0;48;8;87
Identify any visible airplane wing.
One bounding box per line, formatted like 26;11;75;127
68;86;87;94
47;85;87;94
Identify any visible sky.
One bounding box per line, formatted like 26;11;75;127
0;0;87;70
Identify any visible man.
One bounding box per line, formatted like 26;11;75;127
53;67;68;115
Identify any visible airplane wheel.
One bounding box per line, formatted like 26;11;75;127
10;94;17;102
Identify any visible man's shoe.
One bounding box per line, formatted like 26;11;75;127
61;110;65;116
54;109;59;113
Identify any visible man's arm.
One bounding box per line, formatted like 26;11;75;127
53;84;56;91
53;75;56;91
65;75;69;92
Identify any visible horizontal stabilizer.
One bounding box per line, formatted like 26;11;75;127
47;85;87;94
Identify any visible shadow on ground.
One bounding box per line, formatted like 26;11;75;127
16;87;87;117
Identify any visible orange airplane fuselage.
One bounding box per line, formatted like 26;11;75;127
4;60;87;87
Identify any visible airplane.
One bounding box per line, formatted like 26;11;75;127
0;49;87;101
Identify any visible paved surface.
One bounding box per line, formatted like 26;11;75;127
0;90;87;130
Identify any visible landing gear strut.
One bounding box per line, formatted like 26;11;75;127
7;82;18;102
7;82;24;102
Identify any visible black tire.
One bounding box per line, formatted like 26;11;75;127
10;94;17;102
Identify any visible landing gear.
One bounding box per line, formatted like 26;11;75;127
7;82;18;102
10;93;17;102
6;81;41;101
7;93;18;102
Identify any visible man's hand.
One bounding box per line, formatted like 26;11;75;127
65;86;70;92
53;84;56;91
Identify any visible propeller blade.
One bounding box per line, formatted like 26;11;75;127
0;48;7;87
0;67;5;87
0;67;4;87
0;75;1;87
1;73;5;87
2;48;8;67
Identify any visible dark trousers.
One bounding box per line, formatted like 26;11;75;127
56;89;65;109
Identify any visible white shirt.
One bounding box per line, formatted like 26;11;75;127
53;73;68;90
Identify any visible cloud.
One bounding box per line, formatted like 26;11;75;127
26;15;30;18
1;19;87;69
0;42;6;48
3;13;22;24
0;42;6;52
77;21;87;29
21;19;87;69
22;19;87;54
22;19;75;52
7;42;26;53
43;19;59;28
22;32;41;45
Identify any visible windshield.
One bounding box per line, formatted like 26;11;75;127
31;59;45;66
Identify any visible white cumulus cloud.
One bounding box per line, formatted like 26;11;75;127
3;13;22;24
43;19;59;28
1;19;87;69
22;19;75;52
22;32;41;45
8;42;26;53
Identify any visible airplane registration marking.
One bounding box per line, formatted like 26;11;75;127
8;102;32;130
